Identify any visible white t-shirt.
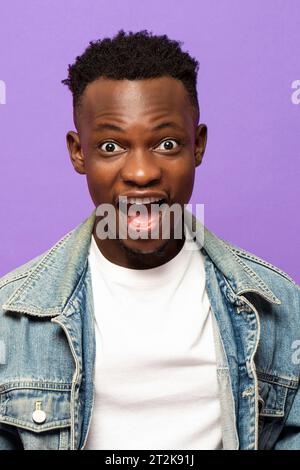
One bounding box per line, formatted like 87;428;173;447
84;228;222;450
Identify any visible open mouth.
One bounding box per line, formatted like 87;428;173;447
116;197;168;234
117;198;167;214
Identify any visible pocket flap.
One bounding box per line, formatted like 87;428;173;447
0;382;71;432
256;373;293;418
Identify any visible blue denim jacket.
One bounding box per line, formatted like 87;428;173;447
0;208;300;450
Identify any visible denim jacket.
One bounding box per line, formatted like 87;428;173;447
0;208;300;450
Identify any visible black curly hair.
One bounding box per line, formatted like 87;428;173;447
61;29;200;125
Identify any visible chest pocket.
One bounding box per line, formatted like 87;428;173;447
0;382;72;450
257;372;298;450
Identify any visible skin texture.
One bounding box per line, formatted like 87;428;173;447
66;76;207;269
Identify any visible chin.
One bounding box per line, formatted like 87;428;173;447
119;238;169;258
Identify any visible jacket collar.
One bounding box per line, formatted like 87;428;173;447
2;207;281;317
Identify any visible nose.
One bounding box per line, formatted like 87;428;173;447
120;149;162;187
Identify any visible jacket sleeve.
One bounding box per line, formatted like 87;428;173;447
272;283;300;450
273;382;300;450
0;423;23;450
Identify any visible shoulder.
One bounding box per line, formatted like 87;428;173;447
220;237;300;303
0;251;47;303
0;252;46;288
0;236;68;300
222;238;297;284
0;222;80;296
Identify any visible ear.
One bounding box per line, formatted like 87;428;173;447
194;124;208;167
66;131;86;175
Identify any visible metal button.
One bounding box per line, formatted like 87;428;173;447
32;401;46;424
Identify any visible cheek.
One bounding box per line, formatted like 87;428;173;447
166;159;195;203
84;158;117;205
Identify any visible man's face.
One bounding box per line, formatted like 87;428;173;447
66;76;207;268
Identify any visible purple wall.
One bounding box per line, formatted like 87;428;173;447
0;0;299;283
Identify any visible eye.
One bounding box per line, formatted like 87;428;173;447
155;139;180;152
98;141;124;153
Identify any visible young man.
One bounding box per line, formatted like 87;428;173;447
0;29;299;451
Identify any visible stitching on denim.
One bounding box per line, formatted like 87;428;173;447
0;397;8;414
222;240;298;287
10;243;90;317
62;258;89;318
0;272;33;291
220;240;279;300
0;416;71;432
235;251;297;286
1;305;61;316
0;232;72;293
259;386;288;417
3;231;74;306
59;427;70;450
256;371;299;389
0;382;72;393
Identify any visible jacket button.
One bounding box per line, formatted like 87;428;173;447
32;401;46;424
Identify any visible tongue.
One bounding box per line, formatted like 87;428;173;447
128;204;159;230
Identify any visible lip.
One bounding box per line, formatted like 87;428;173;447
115;191;168;207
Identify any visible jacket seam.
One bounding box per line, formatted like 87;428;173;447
256;372;299;389
1;231;74;306
0;272;32;292
236;252;297;286
220;241;279;300
0;417;71;432
0;383;72;393
221;240;298;287
61;258;89;317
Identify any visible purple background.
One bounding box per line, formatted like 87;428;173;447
0;0;299;283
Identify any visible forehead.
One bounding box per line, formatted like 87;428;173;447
76;76;194;128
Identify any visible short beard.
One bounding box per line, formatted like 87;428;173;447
118;238;170;260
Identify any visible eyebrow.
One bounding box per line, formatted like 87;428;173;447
93;121;185;132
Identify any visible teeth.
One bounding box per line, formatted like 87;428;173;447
119;196;163;205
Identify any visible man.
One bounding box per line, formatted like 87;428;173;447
0;29;299;451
